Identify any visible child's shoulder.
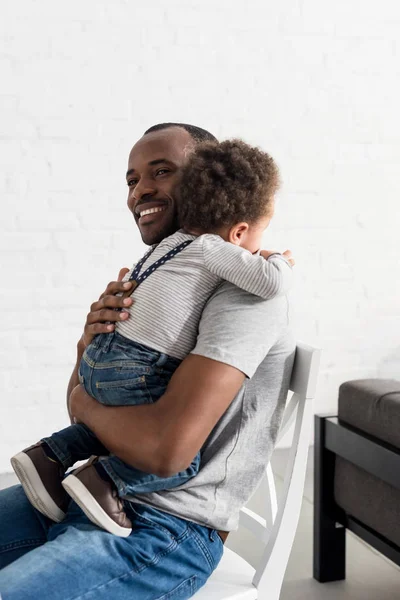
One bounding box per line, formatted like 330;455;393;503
159;230;223;247
196;232;225;245
156;231;225;255
157;229;196;248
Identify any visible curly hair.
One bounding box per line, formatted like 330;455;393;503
178;139;280;232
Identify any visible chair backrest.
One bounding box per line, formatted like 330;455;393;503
238;342;321;597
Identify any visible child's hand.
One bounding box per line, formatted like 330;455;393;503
260;249;295;267
260;249;278;260
282;250;295;267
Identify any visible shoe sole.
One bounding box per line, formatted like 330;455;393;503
62;475;132;538
10;452;65;523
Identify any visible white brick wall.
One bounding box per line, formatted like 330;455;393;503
1;0;399;470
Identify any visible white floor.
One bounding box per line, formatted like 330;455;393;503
1;451;400;599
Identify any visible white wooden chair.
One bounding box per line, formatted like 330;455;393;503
193;342;321;600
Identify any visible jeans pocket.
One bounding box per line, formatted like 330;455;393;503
95;376;153;406
155;575;197;600
145;378;169;403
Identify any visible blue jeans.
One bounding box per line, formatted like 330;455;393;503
0;484;223;599
42;332;201;496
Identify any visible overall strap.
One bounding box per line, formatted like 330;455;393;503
129;240;193;291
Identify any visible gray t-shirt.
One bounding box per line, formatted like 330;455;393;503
129;282;295;532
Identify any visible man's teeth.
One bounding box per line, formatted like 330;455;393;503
139;206;166;218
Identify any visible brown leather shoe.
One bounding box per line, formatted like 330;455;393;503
62;457;132;537
11;442;68;522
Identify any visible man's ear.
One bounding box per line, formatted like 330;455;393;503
228;222;249;245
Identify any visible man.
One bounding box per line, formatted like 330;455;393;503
0;123;295;600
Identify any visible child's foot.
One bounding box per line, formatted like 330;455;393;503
11;442;68;522
62;457;132;537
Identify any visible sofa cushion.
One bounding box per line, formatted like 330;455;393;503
335;456;400;548
338;379;400;450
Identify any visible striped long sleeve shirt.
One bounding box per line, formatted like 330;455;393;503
115;230;292;360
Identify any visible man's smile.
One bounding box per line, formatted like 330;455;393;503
134;201;170;226
139;206;166;218
134;200;168;217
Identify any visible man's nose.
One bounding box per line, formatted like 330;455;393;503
133;179;156;201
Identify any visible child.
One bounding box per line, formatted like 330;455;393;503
11;139;294;537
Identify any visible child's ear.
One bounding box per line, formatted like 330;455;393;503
229;222;249;245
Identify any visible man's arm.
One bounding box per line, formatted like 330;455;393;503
66;340;85;422
70;354;245;477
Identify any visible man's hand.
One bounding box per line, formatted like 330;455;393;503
67;268;135;423
81;267;134;348
261;249;295;267
68;383;96;424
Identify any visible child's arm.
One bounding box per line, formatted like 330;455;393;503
202;235;294;300
261;249;295;266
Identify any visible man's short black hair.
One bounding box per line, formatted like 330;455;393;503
144;122;217;143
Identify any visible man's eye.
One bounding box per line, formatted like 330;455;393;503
127;179;138;187
156;169;169;177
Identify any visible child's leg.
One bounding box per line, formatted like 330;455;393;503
10;442;69;523
10;421;110;527
60;453;201;538
41;423;109;470
10;423;110;525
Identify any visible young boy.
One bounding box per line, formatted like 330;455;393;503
11;139;294;537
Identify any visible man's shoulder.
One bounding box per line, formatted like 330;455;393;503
193;282;293;379
203;280;291;321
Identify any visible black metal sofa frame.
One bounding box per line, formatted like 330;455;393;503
313;414;400;582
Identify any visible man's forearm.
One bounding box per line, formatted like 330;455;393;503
74;392;169;476
66;338;85;423
70;354;245;478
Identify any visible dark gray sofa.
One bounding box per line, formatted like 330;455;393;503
313;379;400;582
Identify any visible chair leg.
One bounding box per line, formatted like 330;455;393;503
313;415;346;582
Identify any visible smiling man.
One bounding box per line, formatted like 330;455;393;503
0;123;295;600
127;125;202;244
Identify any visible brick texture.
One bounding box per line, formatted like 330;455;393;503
1;0;399;470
